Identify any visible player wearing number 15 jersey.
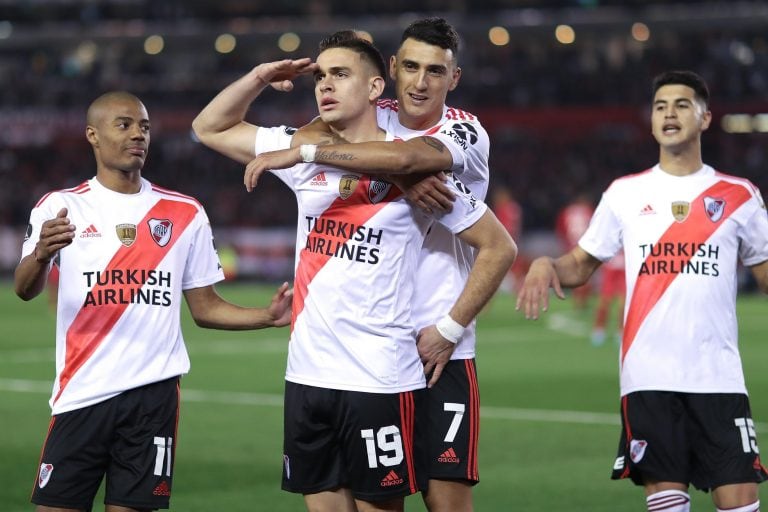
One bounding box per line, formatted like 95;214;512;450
517;71;768;512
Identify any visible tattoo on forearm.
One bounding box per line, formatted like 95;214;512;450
422;137;445;153
317;150;356;162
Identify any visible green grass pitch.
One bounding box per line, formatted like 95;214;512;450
1;281;765;511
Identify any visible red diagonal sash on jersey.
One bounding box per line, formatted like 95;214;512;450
291;177;402;329
54;199;197;404
621;181;751;363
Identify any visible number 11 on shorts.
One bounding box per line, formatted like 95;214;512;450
153;436;173;476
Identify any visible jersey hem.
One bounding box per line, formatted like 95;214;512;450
619;385;749;397
285;376;426;393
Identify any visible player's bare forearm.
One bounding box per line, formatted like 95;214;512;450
552;247;602;288
516;247;601;319
244;147;302;191
184;283;293;329
309;136;453;175
450;210;517;325
16;208;74;300
14;254;50;301
750;259;768;294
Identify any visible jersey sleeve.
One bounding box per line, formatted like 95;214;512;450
182;206;226;289
254;125;295;154
429;119;490;179
433;172;488;234
577;188;622;262
737;187;768;266
253;125;300;188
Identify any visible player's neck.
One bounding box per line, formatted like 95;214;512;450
658;150;704;177
329;111;386;142
398;110;443;131
95;168;143;194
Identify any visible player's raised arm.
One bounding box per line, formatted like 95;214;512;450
192;58;317;164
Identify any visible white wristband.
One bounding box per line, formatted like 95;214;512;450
435;315;464;344
299;144;317;163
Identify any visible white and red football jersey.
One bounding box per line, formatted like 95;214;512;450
21;177;224;414
256;127;488;393
376;102;491;360
579;165;768;396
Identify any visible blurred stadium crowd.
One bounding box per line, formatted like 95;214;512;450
0;1;766;240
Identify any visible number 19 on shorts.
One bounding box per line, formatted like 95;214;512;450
360;426;404;468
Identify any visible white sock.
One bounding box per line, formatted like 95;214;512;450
717;500;760;512
646;489;690;512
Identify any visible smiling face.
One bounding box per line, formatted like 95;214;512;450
651;83;711;152
390;37;461;130
86;94;150;174
313;47;382;129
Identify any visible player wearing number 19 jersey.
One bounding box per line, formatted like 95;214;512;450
255;125;488;499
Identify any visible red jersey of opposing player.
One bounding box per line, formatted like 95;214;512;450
555;196;595;307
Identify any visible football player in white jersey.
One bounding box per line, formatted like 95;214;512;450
517;71;768;512
14;91;292;512
194;19;491;512
194;31;516;512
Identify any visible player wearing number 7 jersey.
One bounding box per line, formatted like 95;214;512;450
517;70;768;512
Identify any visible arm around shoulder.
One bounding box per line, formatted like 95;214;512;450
310;136;454;175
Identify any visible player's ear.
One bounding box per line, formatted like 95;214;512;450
85;125;99;147
700;108;712;132
389;55;397;81
449;66;461;92
369;76;385;102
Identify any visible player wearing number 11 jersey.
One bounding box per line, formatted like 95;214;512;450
15;91;292;512
517;71;768;512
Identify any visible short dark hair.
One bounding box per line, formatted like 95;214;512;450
400;17;460;59
652;70;710;107
318;30;386;78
